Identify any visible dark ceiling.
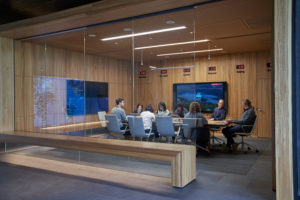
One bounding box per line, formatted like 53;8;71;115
0;0;101;25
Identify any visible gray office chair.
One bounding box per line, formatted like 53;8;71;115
182;118;208;152
127;116;154;141
105;114;127;139
235;116;259;153
156;116;180;143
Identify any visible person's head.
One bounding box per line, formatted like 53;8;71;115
158;102;167;111
242;99;252;109
116;98;125;107
177;102;184;111
136;104;143;112
218;99;224;109
189;102;201;114
145;104;154;113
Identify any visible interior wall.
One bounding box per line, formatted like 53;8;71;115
135;51;271;138
0;37;14;132
14;41;133;132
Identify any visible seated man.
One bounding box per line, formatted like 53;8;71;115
111;98;127;130
222;99;256;152
209;99;226;120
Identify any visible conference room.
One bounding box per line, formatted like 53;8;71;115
0;0;279;199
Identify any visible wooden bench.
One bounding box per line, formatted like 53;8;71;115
0;131;196;188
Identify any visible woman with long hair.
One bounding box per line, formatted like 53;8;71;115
157;102;170;116
184;102;210;151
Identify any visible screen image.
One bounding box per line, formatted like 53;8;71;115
67;80;108;116
173;82;227;113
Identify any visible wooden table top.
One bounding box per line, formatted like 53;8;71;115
207;120;228;126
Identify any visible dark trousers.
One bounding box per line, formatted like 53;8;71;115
120;124;130;135
222;125;244;147
145;129;158;136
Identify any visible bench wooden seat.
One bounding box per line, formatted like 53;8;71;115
0;131;196;188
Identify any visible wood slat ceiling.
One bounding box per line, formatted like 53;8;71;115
19;0;273;61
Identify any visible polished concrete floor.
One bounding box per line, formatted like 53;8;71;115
0;137;275;200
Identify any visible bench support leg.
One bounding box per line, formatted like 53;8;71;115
171;147;196;187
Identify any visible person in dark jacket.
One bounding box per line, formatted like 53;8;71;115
209;99;226;120
184;102;210;150
222;99;256;151
174;102;188;118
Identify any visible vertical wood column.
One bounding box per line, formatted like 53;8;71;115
0;37;14;132
274;0;294;199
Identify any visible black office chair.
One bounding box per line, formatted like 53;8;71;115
210;126;225;145
235;116;259;153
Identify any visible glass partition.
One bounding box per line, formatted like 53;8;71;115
133;9;197;114
12;5;217;175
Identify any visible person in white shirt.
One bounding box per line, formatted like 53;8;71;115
140;104;156;132
157;102;170;116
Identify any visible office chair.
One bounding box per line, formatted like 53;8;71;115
210;126;225;145
156;116;180;143
127;116;154;141
105;114;128;139
235;116;259;153
182;118;209;152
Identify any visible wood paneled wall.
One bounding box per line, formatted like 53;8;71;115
0;37;14;132
274;0;294;199
15;41;132;132
135;51;272;138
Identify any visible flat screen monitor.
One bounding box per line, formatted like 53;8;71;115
67;80;108;116
173;82;228;113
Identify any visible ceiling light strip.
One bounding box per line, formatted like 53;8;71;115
150;65;194;70
157;48;223;56
101;26;186;41
135;39;209;50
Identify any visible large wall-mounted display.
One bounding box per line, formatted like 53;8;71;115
34;75;108;128
173;82;227;113
67;80;108;116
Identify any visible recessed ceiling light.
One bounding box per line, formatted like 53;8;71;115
166;20;175;24
88;34;96;37
157;48;223;56
114;42;119;45
101;26;186;41
134;39;209;50
123;28;132;32
149;37;153;40
190;32;193;34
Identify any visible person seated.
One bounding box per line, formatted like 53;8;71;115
133;104;143;114
174;102;188;118
111;98;127;130
157;102;170;116
140;104;158;136
184;102;210;150
209;99;226;120
222;99;256;152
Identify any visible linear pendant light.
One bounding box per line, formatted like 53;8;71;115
101;26;186;41
157;48;223;56
135;39;209;50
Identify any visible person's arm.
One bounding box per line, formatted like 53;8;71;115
234;110;253;125
199;113;208;125
121;109;127;122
